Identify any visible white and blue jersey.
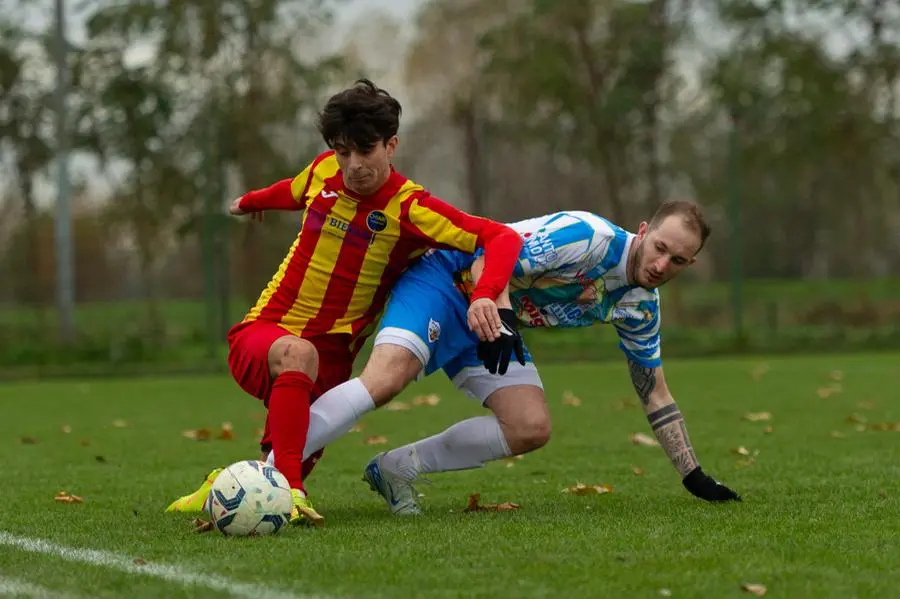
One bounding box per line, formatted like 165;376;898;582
374;211;661;399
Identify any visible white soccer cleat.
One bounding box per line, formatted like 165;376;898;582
362;452;423;516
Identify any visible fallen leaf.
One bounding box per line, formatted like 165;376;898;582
732;446;751;456
79;439;90;447
855;423;867;432
867;422;900;432
829;370;844;382
763;426;774;434
463;493;521;513
385;401;411;411
562;390;582;406
817;384;842;398
742;412;772;422
736;458;756;467
561;482;614;495
133;558;147;566
54;491;83;504
611;397;638;410
631;432;659;446
846;413;867;424
349;423;366;433
61;425;72;434
741;582;767;596
192;518;214;533
830;430;846;438
364;435;388;445
112;419;128;428
750;363;770;380
19;436;38;445
631;465;644;476
412;394;441;406
183;428;211;441
217;422;234;441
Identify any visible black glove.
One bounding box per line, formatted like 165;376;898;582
477;308;526;375
682;467;742;502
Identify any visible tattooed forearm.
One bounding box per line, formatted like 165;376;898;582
647;404;699;476
628;360;656;405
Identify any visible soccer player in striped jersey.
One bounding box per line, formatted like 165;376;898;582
261;202;741;514
165;79;523;525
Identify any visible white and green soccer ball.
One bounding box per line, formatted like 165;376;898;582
205;460;292;536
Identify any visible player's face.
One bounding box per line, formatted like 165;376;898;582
334;136;399;196
632;216;701;289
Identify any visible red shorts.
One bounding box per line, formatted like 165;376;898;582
226;320;355;456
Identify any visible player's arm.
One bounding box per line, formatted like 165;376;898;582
230;153;329;215
628;361;742;502
405;194;523;340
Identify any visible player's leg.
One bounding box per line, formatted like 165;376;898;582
366;347;546;515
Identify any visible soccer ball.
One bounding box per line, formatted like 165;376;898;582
205;460;293;536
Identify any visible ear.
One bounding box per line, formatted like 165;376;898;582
385;135;399;158
637;221;649;239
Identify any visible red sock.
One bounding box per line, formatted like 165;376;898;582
268;371;314;492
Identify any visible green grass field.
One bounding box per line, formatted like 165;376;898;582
1;353;899;598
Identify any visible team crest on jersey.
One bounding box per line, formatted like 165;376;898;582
427;318;441;343
366;210;388;232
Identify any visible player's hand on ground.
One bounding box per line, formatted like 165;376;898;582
682;467;742;502
468;298;502;342
229;197;264;221
476;308;526;376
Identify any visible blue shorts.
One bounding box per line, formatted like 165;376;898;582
374;251;541;403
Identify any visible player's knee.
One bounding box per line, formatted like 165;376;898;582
359;343;422;406
268;336;319;380
510;413;551;453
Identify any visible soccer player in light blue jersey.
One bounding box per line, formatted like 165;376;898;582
267;200;741;513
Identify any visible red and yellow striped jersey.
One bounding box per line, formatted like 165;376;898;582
242;151;521;353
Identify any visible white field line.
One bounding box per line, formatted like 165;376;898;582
0;576;79;598
0;532;327;599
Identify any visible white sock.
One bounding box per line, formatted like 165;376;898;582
266;377;375;465
382;415;512;481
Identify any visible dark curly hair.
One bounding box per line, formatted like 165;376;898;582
316;79;402;151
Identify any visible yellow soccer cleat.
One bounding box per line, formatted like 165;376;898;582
165;467;224;513
290;489;325;528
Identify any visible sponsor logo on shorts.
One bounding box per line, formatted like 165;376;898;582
427;318;441;343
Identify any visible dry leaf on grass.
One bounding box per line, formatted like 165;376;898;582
61;425;72;434
732;446;751;456
750;363;770;381
385;401;411;411
857;400;877;410
742;412;772;422
464;493;521;513
19;436;38;445
183;428;211;441
741;582;767;596
866;422;900;432
631;432;659;446
412;394;441;406
562;390;582;406
364;435;388;445
736;458;756;467
192;518;214;533
846;413;867;424
829;370;844;382
112;419;128;428
349;424;366;433
217;422;234;440
817;385;842;398
133;558;147;566
54;491;83;504
561;482;614;495
830;430;846;438
632;465;644;476
763;426;774;434
79;439;90;447
611;398;638;410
